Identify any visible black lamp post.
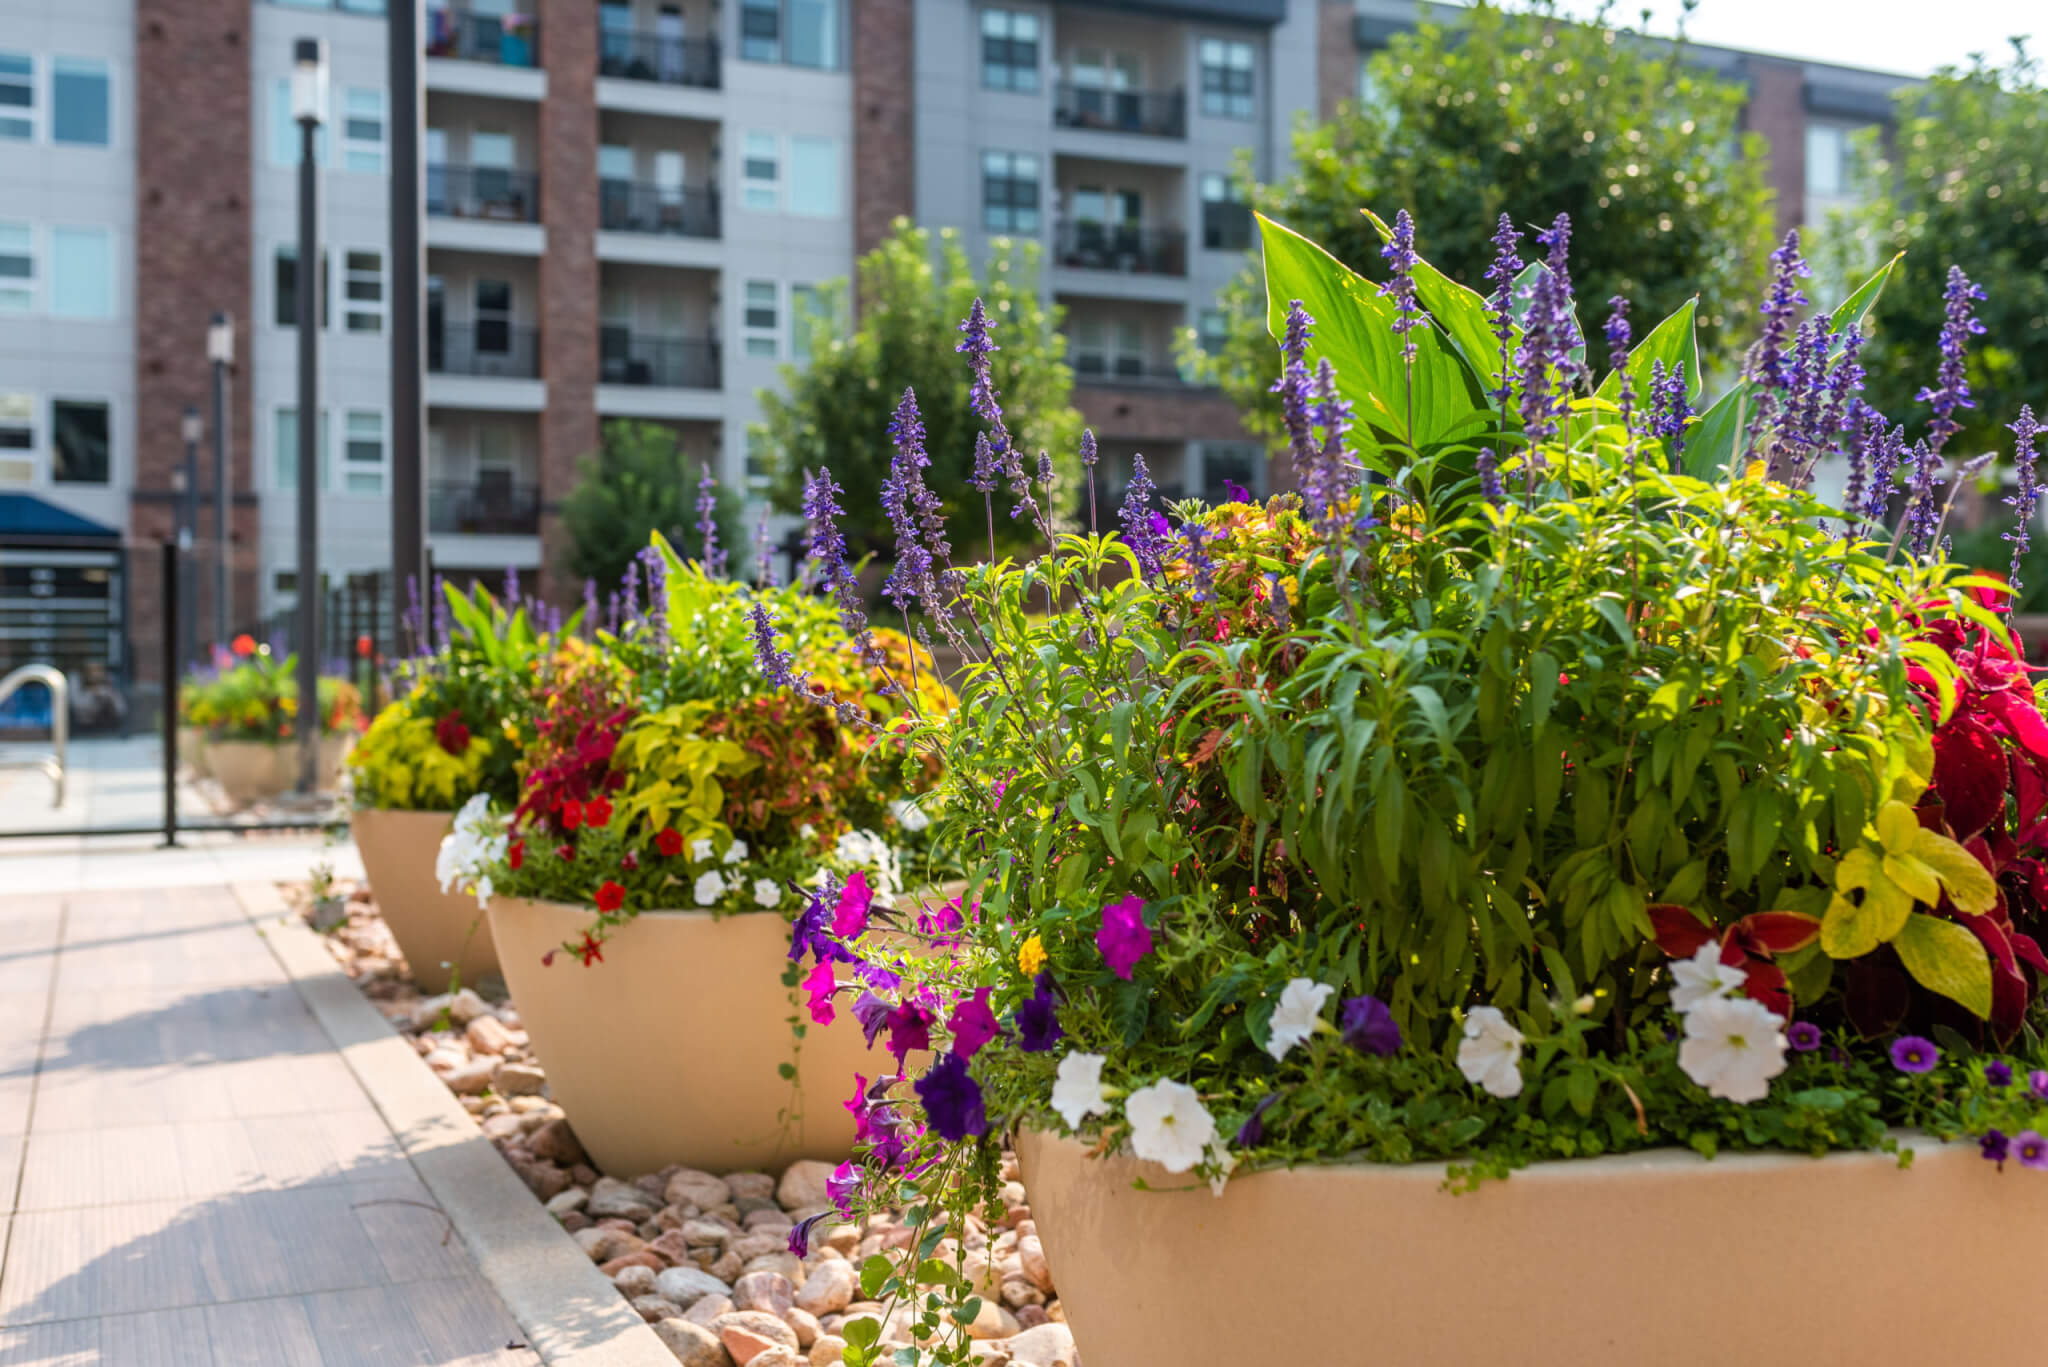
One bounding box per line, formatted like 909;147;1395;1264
178;406;201;675
293;36;327;794
207;311;233;650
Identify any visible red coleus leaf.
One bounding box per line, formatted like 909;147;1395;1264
1648;903;1714;959
1983;686;2048;762
1959;911;2030;1044
1728;911;1821;956
1739;959;1791;1018
1931;717;2012;840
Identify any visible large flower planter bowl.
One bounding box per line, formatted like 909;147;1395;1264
488;897;901;1175
177;727;208;777
320;731;356;785
350;808;498;987
207;740;289;807
1016;1128;2048;1366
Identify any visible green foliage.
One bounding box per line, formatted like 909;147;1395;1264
181;646;361;743
1827;46;2048;458
754;220;1084;557
558;421;745;591
1197;0;1774;441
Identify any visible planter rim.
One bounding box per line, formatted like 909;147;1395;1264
491;894;790;925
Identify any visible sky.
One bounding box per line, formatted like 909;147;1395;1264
1500;0;2038;77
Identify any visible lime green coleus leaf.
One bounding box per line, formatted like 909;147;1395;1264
1892;913;1993;1018
1821;801;1997;958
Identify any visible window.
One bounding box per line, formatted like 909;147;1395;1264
788;136;840;217
0;223;32;313
0;394;32;450
0;54;33;140
274;246;329;328
344;250;384;333
788;0;840;69
270;78;329;166
1198;308;1229;355
743;132;780;211
1201;173;1252;251
1199;38;1254;119
791;283;822;363
1201;443;1261;504
274;407;330;491
343;410;385;494
49;227;112;318
343;87;386;173
981;9;1040;92
741;0;780;61
51;399;109;484
1068;48;1138;92
746;428;772;489
476;278;512;353
1072;319;1106;376
51;57;108;146
981;151;1039;234
1806;122;1867;200
744;280;778;358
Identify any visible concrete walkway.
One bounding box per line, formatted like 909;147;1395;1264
0;879;535;1365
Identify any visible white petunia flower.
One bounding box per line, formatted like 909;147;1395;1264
799;823;816;840
1050;1052;1111;1131
1677;994;1788;1104
689;837;715;863
723;838;748;865
1124;1079;1217;1174
888;799;930;833
693;871;727;907
435;793;506;910
752;878;781;909
1669;943;1747;1014
1456;1006;1526;1099
1264;978;1336;1061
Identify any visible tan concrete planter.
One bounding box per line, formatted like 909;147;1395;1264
351;807;497;989
489;896;900;1176
207;739;290;807
1017;1127;2048;1366
177;726;208;776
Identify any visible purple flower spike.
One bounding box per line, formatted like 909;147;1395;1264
1903;439;1946;560
1182;522;1218;603
1377;208;1427;364
502;564;521;606
1747;230;1811;396
957;298;1004;425
1890;1035;1939;1074
1080;428;1098;468
749;601;803;692
914;1051;988;1142
1095;895;1152;979
695;461;726;577
1603;295;1631;368
1917;264;1988;456
1786;1021;1822;1053
1339;995;1402;1056
2004;406;2043;591
1483;214;1525;407
1119;455;1169;580
969;431;999;494
1981;1128;2011;1167
1516;213;1580;449
1986;1060;2014;1089
2017;1131;2048;1171
1475;447;1505;505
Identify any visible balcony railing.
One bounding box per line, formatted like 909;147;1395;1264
1053;83;1186;139
428;320;540;379
598;27;721;89
598;179;721;239
428;479;542;536
599;331;721;390
1054;223;1187;277
426;9;541;68
427;163;541;223
1074;355;1192;386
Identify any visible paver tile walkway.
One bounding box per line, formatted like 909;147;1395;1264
0;884;540;1365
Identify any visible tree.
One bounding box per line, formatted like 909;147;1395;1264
558;421;745;593
755;219;1083;562
1828;46;2048;458
1198;0;1775;439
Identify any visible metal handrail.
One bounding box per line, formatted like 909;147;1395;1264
0;665;67;807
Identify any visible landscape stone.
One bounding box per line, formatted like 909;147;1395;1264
667;1168;734;1210
1005;1323;1079;1367
493;1061;547;1095
715;1309;801;1364
651;1317;728;1367
528;1117;588;1167
653;1265;732;1308
733;1271;794;1317
776;1159;836;1211
792;1258;854;1316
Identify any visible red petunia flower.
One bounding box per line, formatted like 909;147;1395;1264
555;844;575;862
655;827;684;857
576;934;604;967
620;850;639;872
434;712;471;756
585;796;613;828
594;880;625;913
508;839;524;871
231;633;256;657
560;799;583;831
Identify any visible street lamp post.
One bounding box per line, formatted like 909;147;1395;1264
293;37;326;795
178;407;201;677
389;0;426;657
207;311;233;650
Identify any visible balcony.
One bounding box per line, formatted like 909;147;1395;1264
599;179;720;239
429;320;540;379
427;9;541;68
428;478;542;536
428;163;541;223
600;330;720;390
1055;223;1187;277
598;27;721;89
1054;83;1185;139
1074;354;1191;386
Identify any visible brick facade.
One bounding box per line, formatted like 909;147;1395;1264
851;0;915;260
1742;56;1809;243
133;0;255;685
1074;384;1250;446
1317;0;1355;120
536;0;601;602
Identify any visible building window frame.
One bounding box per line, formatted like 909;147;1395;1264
343;249;384;334
0;392;35;468
273;405;331;492
981;8;1041;93
48;224;114;319
1200;172;1252;251
742;131;781;212
787;134;841;218
980;149;1040;234
740;0;843;70
1198;37;1255;120
50;55;110;148
342;408;386;495
0;52;37;142
743;279;780;358
0;221;35;314
342;86;386;173
50;396;111;485
273;244;331;330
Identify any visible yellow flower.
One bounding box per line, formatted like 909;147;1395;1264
1017;935;1046;977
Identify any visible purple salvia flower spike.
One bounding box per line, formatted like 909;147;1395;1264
1483;214;1524;408
1118;455;1168;581
1916;264;1988;457
695;461;726;577
502;564;520;606
2005;406;2044;593
1377;208;1427;363
753;509;777;588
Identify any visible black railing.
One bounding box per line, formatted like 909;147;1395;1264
1074;355;1192;385
599;331;721;390
425;8;541;67
428;320;540;379
1054;223;1188;277
427;163;541;223
427;480;543;536
598;28;721;88
598;179;721;239
1054;83;1186;138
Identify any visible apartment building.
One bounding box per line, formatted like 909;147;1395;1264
0;0;1919;707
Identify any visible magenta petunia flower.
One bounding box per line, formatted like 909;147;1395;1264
2032;1069;2048;1103
1096;894;1153;979
832;870;872;939
2016;1131;2048;1171
883;998;936;1068
1785;1021;1822;1053
803;960;838;1026
1890;1035;1939;1074
1985;1060;2014;1088
827;1160;861;1217
948;985;1002;1059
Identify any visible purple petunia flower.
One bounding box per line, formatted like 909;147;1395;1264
2030;1069;2048;1103
788;1211;830;1257
1338;995;1402;1056
1015;972;1063;1052
827;1160;861;1217
788;889;833;963
914;1051;988;1142
1981;1128;2010;1167
1224;478;1251;503
1786;1021;1823;1053
1986;1060;2014;1089
2016;1130;2048;1171
1096;895;1152;979
852;992;892;1048
947;986;1002;1060
1234;1092;1280;1149
1917;264;1988;457
1891;1035;1939;1074
883;998;936;1069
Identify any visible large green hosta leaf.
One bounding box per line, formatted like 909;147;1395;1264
1596;295;1700;407
1259;214;1492;460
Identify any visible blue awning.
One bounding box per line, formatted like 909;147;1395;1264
0;494;121;543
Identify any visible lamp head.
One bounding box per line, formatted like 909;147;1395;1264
291;37;328;125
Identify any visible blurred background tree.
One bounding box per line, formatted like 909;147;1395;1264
754;219;1084;562
1194;0;1776;439
559;421;744;591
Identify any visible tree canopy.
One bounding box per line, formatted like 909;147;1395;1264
558;421;744;592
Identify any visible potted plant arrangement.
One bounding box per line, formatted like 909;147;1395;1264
347;578;559;988
463;527;953;1175
748;217;2048;1365
186;635;363;806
